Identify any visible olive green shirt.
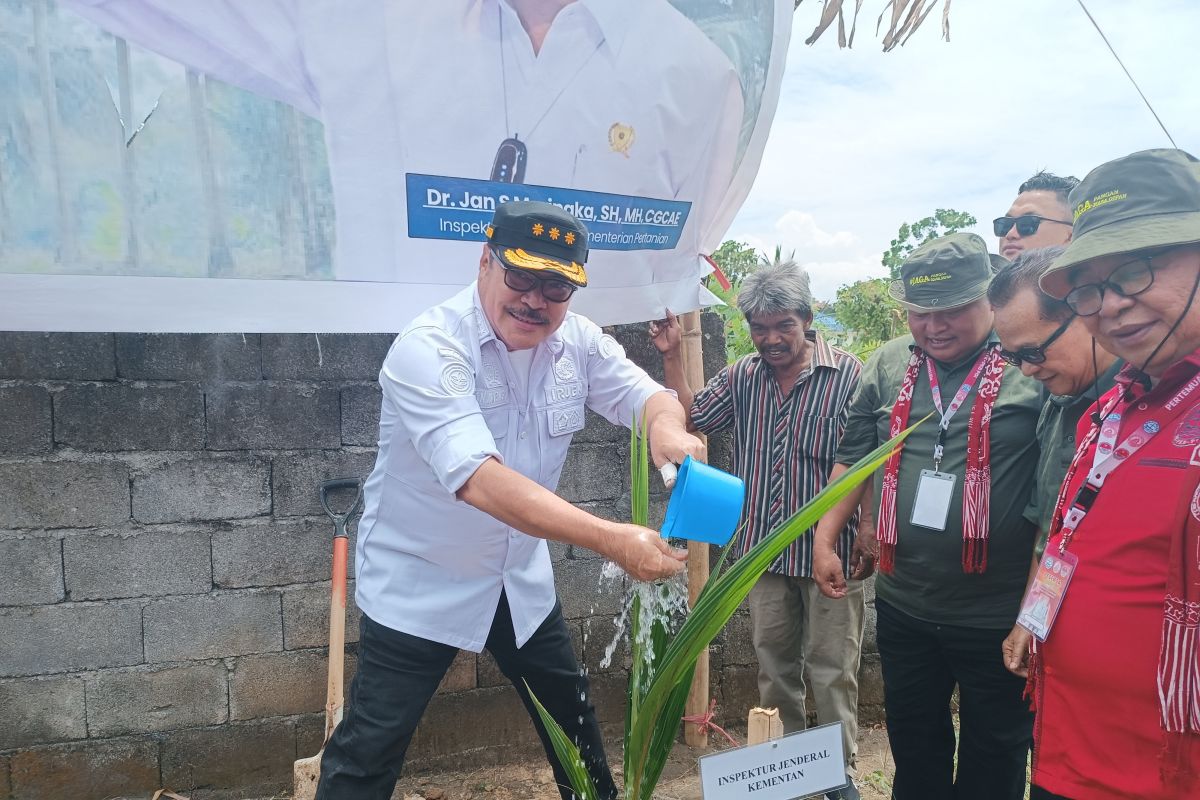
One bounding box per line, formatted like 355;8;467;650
836;334;1043;628
1023;359;1123;557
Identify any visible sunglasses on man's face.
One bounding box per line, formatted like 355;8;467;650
998;314;1075;367
492;251;577;303
993;214;1073;238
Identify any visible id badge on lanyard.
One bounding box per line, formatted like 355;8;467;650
911;469;956;530
1016;550;1079;641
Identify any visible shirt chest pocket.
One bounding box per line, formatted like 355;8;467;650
536;401;586;487
480;405;512;457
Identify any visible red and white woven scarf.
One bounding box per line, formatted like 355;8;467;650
876;344;1006;574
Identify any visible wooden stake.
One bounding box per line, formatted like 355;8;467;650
679;309;711;749
747;707;784;746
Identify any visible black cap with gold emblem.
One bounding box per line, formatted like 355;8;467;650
485;200;589;287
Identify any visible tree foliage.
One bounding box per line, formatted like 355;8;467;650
881;208;977;279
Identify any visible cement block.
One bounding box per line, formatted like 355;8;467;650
132;456;270;523
0;675;86;749
556;443;626;503
86;662;228;736
261;333;394;380
0;387;51;454
0;461;129;529
0;333;115;379
0;755;9;800
585;671;628;726
340;384;381;446
436;649;477;694
205;383;341;450
715;663;760;729
271;450;376;517
63;528;211;600
409;686;532;761
573;409;625;444
0;602;142;677
9;738;159;800
610;323;664;384
54;383;205;451
558;558;626;620
143;591;283;662
116;333;262;380
476;649;507;689
858;652;885;709
281;581;361;649
581;615;630;675
213;517;332;588
160;720;295;796
701;310;727;380
229;650;326;720
711;609;757;669
0;536;63;606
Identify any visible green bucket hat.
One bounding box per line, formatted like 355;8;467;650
887;232;1007;311
1040;148;1200;299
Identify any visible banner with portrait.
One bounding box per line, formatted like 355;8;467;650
0;0;791;331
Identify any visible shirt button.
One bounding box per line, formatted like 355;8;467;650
520;431;527;440
1138;402;1148;411
1066;434;1075;443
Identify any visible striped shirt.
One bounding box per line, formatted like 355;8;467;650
690;332;862;577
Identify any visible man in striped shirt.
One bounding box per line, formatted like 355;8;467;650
651;261;869;800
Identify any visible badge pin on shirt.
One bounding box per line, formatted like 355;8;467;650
608;123;634;157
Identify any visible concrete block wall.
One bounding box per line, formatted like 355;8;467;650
0;318;882;799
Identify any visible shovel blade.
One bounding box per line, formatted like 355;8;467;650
293;751;323;800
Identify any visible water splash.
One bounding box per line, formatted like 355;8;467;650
598;564;690;670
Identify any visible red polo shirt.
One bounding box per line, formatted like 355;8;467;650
1033;350;1200;798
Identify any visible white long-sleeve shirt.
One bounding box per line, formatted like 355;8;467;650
355;284;665;650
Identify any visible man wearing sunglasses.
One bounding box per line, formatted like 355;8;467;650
995;171;1079;261
1024;148;1200;800
318;200;705;799
986;247;1121;682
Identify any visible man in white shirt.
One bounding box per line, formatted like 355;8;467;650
63;0;746;325
326;200;705;798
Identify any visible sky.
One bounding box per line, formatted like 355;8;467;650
726;0;1200;301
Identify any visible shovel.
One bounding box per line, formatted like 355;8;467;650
293;476;365;800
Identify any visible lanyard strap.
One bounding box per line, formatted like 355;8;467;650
1057;373;1200;551
926;350;992;469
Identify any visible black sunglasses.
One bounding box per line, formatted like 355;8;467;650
998;314;1075;367
491;249;577;303
993;214;1073;238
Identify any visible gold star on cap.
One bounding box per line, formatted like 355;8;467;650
549;227;560;240
532;223;544;236
485;224;494;238
565;231;576;245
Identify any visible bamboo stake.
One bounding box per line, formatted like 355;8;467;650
747;707;784;745
679;309;710;749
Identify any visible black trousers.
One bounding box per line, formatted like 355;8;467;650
316;593;617;800
876;599;1033;800
1029;787;1070;800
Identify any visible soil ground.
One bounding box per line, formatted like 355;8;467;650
390;724;895;800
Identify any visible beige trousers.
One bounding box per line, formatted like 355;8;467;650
748;572;865;773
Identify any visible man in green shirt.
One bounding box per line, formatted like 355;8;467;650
813;233;1042;800
987;246;1121;678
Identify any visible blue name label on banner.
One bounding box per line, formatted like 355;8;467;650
406;174;691;251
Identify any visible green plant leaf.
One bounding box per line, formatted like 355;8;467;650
525;680;600;800
623;421;923;797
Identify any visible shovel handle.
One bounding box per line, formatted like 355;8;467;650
320;477;364;539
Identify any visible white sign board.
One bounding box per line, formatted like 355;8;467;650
699;722;846;800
